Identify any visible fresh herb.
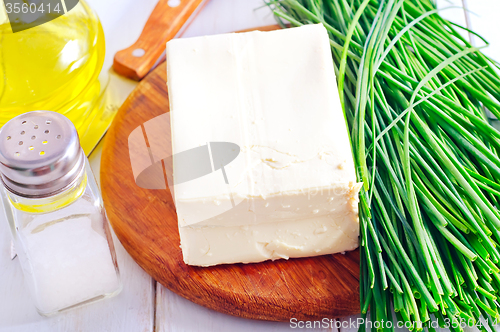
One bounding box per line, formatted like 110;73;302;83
268;0;500;330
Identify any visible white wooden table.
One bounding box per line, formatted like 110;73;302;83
1;1;499;331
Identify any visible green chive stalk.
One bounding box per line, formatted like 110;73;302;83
268;0;500;330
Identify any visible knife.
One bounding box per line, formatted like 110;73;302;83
81;0;207;155
113;0;206;80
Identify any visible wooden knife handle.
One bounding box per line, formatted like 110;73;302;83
113;0;205;81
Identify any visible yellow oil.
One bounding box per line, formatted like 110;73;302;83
0;0;107;154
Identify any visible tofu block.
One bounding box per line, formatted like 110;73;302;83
166;24;361;266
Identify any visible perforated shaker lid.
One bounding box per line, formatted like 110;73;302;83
0;111;85;198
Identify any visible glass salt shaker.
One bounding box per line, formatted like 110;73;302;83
0;111;122;316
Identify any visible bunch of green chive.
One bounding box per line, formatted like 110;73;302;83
268;0;500;331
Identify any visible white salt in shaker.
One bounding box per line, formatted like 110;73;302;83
0;111;122;316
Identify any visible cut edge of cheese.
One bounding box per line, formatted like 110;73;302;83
179;207;360;267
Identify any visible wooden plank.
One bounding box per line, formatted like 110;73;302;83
179;0;280;39
0;0;159;329
155;284;338;332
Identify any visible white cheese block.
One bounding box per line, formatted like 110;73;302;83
166;24;361;266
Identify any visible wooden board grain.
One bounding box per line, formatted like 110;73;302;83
101;27;360;322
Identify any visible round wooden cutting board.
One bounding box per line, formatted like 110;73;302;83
101;27;360;322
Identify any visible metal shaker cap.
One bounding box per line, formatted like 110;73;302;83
0;111;85;198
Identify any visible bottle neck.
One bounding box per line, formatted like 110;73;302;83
6;170;87;214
